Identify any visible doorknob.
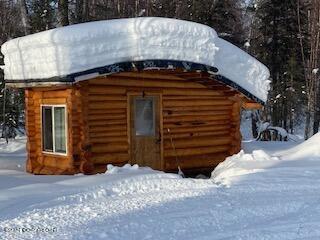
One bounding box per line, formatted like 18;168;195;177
155;129;162;144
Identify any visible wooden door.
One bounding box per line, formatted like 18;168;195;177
130;95;161;170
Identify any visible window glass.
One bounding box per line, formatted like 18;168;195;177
54;107;66;153
42;107;53;152
42;106;67;154
135;98;155;136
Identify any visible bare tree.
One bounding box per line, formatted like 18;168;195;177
58;0;70;26
18;0;31;35
297;0;320;139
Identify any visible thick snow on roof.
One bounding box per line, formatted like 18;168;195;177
1;17;270;102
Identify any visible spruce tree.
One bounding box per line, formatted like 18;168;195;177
250;0;306;133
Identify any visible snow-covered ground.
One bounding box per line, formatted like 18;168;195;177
1;133;320;239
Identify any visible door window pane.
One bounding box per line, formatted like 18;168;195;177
135;98;155;136
42;107;53;152
54;107;66;153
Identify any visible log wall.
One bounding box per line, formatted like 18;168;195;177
25;88;77;174
25;71;243;174
79;72;242;173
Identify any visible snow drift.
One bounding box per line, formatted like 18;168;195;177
1;17;270;101
211;150;280;185
276;132;320;161
0;137;26;171
212;133;320;186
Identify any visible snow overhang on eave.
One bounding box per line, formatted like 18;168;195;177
5;60;265;105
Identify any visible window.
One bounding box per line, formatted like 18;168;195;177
135;98;155;136
42;105;67;154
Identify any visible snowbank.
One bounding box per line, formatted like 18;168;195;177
212;150;280;185
276;132;320;161
1;17;270;101
0;137;26;171
212;134;320;185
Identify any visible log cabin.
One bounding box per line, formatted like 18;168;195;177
1;17;270;175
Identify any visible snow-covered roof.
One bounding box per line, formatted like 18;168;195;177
1;17;270;102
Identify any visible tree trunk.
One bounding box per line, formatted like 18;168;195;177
58;0;69;26
298;0;320;139
305;104;311;140
18;0;31;35
314;112;320;134
75;0;84;22
313;85;320;134
76;0;89;22
251;110;259;138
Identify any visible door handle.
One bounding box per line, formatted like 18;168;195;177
155;129;162;144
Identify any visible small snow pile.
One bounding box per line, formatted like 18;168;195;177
106;163;140;174
312;68;319;74
276;132;320;161
258;122;288;138
258;121;271;133
256;121;301;141
211;150;279;185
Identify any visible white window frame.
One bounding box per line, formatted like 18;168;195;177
40;104;68;156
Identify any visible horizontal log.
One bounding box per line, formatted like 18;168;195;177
163;95;228;100
89;101;127;110
71;122;81;128
88;95;126;101
163;120;230;129
166;125;230;134
90;130;127;138
163;105;233;112
164;136;232;149
90;136;128;143
89;124;126;133
165;152;229;170
28;153;38;159
91;164;107;174
91;153;129;164
42;98;67;104
163;110;230;117
89;78;206;89
242;102;262;110
164;115;230;123
88;114;126;121
164;145;229;157
42;156;72;169
88;109;126;115
25;98;34;105
42;91;70;98
163;99;233;107
89;119;127;127
88;86;126;95
91;142;129;153
163;130;230;140
229;143;241;155
163;88;224;96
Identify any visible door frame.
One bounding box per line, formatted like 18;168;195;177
127;91;164;170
